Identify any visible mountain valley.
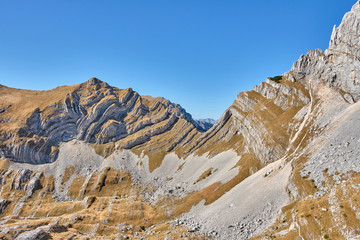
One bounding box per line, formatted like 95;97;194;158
1;1;360;239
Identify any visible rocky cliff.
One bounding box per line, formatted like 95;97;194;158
0;1;360;239
0;78;207;164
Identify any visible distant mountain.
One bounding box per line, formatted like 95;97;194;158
194;118;217;131
197;118;217;125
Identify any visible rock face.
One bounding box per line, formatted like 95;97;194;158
15;229;51;240
194;118;216;131
0;1;360;240
0;78;205;164
290;1;360;102
326;1;360;100
0;74;312;168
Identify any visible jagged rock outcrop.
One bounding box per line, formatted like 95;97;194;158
182;76;310;165
0;1;360;239
289;1;360;102
15;229;51;240
0;73;312;167
0;78;205;164
0;199;11;215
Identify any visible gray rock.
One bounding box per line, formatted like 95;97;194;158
25;172;43;196
48;224;68;233
344;93;355;104
0;199;11;214
0;78;206;164
15;229;51;240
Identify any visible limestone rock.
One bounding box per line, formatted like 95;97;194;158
0;2;359;240
0;79;203;164
0;199;11;214
47;224;68;233
15;229;51;240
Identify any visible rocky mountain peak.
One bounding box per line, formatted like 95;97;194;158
353;0;360;9
0;79;207;163
87;77;103;85
328;0;360;57
287;1;360;102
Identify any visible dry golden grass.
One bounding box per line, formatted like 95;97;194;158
195;125;245;157
205;153;261;205
46;174;55;192
0;84;80;131
171;183;221;217
194;167;214;184
68;175;86;199
0;159;10;170
92;142;115;158
0;166;209;239
61;166;76;185
146;151;167;173
291;155;317;197
253;167;360;239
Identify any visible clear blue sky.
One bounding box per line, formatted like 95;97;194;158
0;0;356;119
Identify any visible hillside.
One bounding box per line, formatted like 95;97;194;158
0;1;360;239
0;78;206;165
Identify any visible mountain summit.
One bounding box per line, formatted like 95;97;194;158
0;1;360;239
0;78;209;164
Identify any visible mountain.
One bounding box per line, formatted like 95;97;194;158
0;78;208;164
194;118;216;131
0;1;360;239
197;118;216;125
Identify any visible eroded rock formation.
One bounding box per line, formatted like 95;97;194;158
0;1;360;239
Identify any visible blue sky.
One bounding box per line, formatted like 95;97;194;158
0;0;356;119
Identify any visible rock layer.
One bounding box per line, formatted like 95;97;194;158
0;78;204;164
0;1;360;239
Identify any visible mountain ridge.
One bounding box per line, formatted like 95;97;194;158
0;1;360;239
0;77;211;164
